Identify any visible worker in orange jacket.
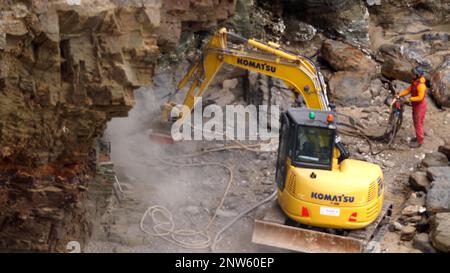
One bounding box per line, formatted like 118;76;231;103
398;67;427;148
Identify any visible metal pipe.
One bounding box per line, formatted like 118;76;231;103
247;39;299;62
221;28;298;62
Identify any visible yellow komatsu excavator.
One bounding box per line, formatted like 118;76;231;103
160;28;392;252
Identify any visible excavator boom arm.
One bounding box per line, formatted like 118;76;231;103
173;28;330;113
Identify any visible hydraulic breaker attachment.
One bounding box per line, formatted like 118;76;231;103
149;101;186;144
161;101;183;123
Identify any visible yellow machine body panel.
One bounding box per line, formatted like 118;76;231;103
278;159;384;229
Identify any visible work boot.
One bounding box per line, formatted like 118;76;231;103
409;141;422;148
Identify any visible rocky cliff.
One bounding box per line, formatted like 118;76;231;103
0;0;235;252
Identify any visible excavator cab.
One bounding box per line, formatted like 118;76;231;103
274;107;385;232
276;108;337;192
252;108;391;253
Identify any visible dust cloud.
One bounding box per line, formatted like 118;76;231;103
102;67;226;213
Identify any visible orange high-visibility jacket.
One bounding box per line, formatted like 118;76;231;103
399;76;427;102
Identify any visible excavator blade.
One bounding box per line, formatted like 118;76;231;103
252;220;364;253
252;200;392;253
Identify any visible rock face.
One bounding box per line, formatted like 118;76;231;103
0;0;235;252
430;58;450;108
1;1;159;167
430;213;450;252
283;0;370;45
245;71;296;112
157;0;235;48
284;21;317;42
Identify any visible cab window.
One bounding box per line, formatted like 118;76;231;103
293;126;334;169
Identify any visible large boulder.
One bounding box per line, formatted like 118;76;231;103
430;213;450;252
157;0;235;48
321;39;377;76
381;57;414;83
328;71;371;106
430;58;450;108
378;42;434;82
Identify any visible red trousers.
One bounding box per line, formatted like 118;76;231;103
412;101;426;144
